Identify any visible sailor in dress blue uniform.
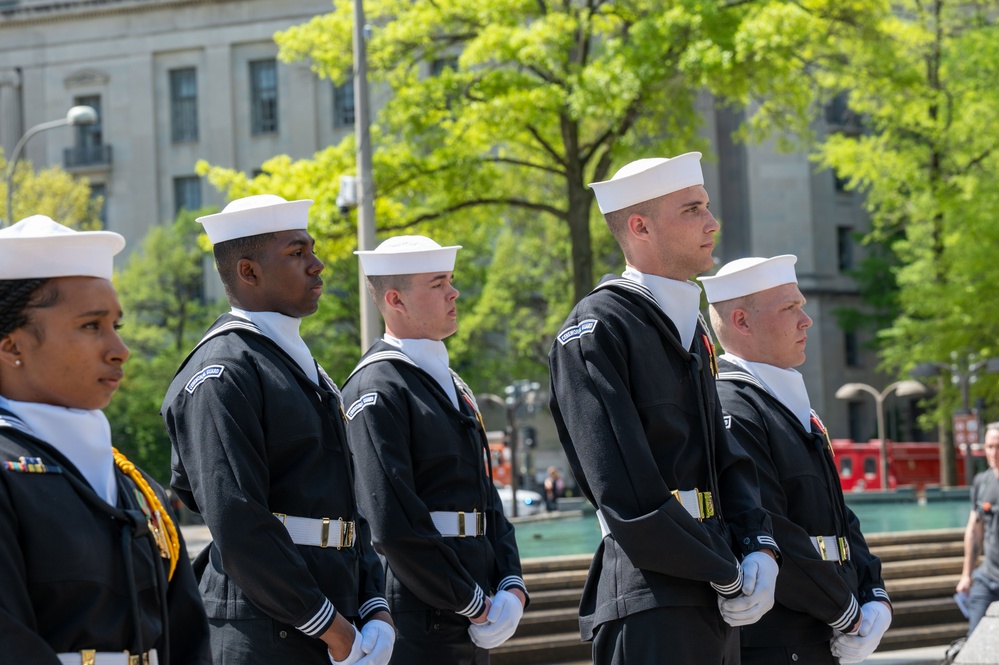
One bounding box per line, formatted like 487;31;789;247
0;215;211;665
701;255;891;665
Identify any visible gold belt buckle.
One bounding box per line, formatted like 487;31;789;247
700;491;714;520
273;512;287;524
339;518;354;549
82;650;96;665
320;517;331;548
475;509;484;536
817;535;828;559
457;511;466;537
838;537;849;562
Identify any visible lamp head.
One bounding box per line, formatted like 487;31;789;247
66;105;97;126
835;383;865;400
893;380;929;398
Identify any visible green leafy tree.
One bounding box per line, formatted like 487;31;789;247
198;0;896;396
733;1;999;484
106;209;217;483
1;150;103;228
264;0;877;305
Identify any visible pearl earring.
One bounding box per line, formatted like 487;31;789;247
14;359;22;366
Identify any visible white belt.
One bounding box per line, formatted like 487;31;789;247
58;649;158;665
671;489;714;521
431;510;485;537
596;489;714;539
810;535;850;562
274;513;355;549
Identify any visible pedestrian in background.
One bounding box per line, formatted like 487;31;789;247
956;422;999;635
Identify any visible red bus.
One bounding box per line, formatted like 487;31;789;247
832;439;984;492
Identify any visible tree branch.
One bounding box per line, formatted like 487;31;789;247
384;197;567;231
525;124;567;167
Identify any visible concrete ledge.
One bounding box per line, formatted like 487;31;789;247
955;601;999;664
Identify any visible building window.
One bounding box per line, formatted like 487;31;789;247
173;176;201;215
170;68;198;143
333;78;355;127
837;226;854;272
844;331;860;368
826;92;861;135
430;57;458;76
90;183;107;228
64;95;112;168
834;172;850;194
250;59;278;135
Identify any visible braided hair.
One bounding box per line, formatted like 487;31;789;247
0;278;52;338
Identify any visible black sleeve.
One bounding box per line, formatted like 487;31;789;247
713;404;779;559
353;511;390;621
549;312;742;589
846;507;890;607
485;481;528;601
723;397;861;631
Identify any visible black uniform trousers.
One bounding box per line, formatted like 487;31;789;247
391;609;488;665
591;606;738;665
741;642;836;665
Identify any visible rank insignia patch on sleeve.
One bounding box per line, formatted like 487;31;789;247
557;319;599;346
346;392;378;420
723;415;732;430
185;364;226;394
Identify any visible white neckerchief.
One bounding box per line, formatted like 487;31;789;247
231;308;318;384
384;334;459;409
721;353;812;431
622;266;703;350
0;395;118;504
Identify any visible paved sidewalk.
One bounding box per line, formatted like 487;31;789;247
861;645;948;664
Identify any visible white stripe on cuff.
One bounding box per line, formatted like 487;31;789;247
298;598;334;636
359;597;390;618
456;585;485;617
871;587;890;601
830;595;860;632
711;565;744;596
497;575;526;592
756;535;779;551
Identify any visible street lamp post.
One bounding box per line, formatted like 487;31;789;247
352;0;381;351
4;105;97;226
479;380;542;517
912;355;999;486
835;380;928;490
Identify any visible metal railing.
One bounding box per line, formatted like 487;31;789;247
63;144;112;168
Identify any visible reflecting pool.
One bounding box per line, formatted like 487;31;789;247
513;494;971;560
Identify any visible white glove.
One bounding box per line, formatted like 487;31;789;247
718;551;779;627
355;619;395;665
831;601;892;663
467;590;525;649
328;626;363;665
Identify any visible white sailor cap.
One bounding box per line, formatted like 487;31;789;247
0;215;125;281
588;152;704;214
196;194;313;245
355;235;461;276
698;255;798;304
